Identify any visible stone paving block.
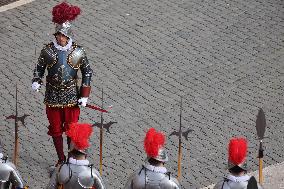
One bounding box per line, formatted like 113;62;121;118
0;0;284;188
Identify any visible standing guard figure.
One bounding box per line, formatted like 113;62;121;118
46;122;106;189
124;128;181;189
32;2;93;165
0;141;28;189
213;137;263;189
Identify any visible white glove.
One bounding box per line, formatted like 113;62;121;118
32;82;41;92
78;97;88;107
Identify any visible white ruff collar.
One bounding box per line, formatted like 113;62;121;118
144;164;167;174
53;38;73;51
227;174;250;182
68;157;89;166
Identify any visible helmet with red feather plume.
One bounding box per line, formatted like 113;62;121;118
66;122;93;154
144;128;168;162
228;137;248;170
52;2;81;38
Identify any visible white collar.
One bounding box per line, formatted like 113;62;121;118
68;157;89;166
227;174;250;182
53;38;73;51
144;164;167;174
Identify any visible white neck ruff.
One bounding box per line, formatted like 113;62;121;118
68;157;89;166
53;38;73;51
144;164;167;174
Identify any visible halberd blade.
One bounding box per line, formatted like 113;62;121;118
256;108;266;140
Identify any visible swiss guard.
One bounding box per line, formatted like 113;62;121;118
0;141;28;189
213;137;263;189
46;122;106;189
32;2;93;165
124;128;181;189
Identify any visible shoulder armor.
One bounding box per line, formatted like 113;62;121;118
0;162;14;182
43;42;56;50
41;43;57;69
58;164;72;184
68;44;85;69
42;43;54;51
72;42;79;48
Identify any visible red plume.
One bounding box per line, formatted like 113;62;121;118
144;128;165;158
228;137;247;165
52;2;81;24
66;122;93;150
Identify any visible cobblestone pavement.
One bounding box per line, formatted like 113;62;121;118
0;0;18;6
0;0;283;188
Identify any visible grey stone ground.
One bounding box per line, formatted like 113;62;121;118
0;0;283;188
0;0;18;6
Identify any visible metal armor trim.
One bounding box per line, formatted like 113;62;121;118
45;102;78;108
46;80;77;90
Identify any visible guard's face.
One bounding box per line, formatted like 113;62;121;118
55;33;69;47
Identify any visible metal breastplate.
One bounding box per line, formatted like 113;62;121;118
131;168;180;189
43;45;82;107
58;163;105;189
45;47;79;89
